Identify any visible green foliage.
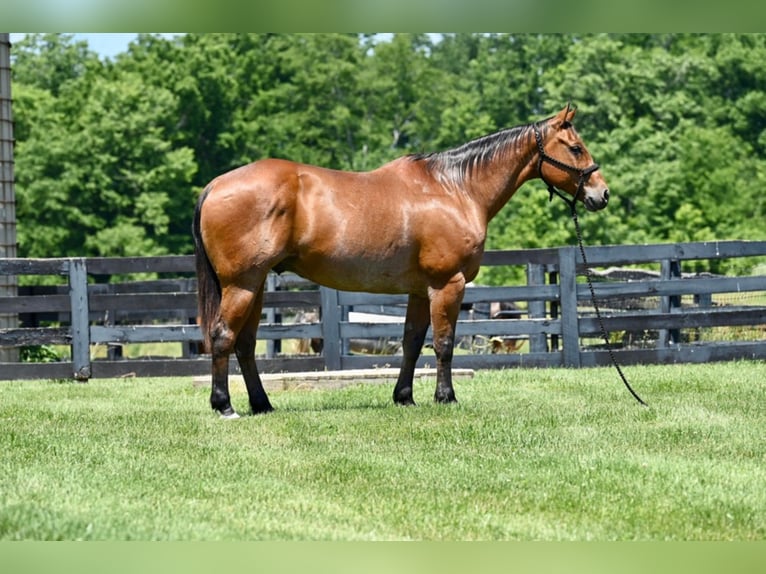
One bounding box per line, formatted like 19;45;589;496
19;345;61;363
1;363;765;540
10;33;766;276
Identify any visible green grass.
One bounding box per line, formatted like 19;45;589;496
1;362;765;540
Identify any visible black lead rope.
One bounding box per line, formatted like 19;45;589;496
568;202;648;407
534;123;647;406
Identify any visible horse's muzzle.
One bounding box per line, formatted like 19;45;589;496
584;189;609;212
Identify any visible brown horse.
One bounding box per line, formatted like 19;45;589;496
193;104;609;417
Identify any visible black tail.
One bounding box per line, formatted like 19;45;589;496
192;186;220;353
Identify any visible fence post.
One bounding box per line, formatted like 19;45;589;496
558;247;581;367
68;257;91;380
548;267;560;351
265;273;279;358
658;258;681;347
526;263;548;353
320;286;342;371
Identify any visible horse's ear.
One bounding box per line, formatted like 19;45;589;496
554;103;576;128
566;102;577;122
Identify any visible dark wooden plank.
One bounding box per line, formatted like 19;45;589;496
84;255;195;275
89;278;197;294
0;361;75;381
339;318;560;340
88;292;198;312
90;323;323;345
0;294;71;313
453;351;564;369
579;307;766;335
339;351;563;371
337;291;409;306
0;258;70;276
337;285;560;307
95;309;195;323
339;354;422;370
89;358;211;378
88;356;325;378
263;290;321;307
582;275;766;300
481;248;559;266
258;323;322;339
339;322;404;339
256;356;327;374
462;284;560;304
457;319;561;337
87;291;320;313
576;240;766;266
483;241;766;268
581;340;766;367
90;325;201;344
0;327;72;346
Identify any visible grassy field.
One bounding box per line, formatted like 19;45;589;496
1;361;765;540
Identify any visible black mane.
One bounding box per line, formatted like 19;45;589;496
408;122;541;185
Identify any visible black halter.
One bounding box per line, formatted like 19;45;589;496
533;122;600;212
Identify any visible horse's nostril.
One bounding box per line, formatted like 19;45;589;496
604;189;610;201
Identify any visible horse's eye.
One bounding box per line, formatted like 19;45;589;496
569;145;583;156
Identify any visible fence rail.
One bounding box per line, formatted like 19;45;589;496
1;240;765;381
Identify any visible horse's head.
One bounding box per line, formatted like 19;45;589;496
535;104;609;212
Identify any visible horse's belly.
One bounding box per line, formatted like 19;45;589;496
284;251;420;294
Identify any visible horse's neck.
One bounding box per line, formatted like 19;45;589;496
469;139;539;222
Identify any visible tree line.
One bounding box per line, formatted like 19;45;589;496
10;33;766;281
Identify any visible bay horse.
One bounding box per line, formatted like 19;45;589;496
193;104;609;418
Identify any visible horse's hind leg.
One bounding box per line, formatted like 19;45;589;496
235;282;274;415
209;280;264;418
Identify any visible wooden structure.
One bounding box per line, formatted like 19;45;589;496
1;240;765;381
0;33;18;362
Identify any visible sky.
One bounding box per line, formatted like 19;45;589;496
9;33;156;59
8;33;413;59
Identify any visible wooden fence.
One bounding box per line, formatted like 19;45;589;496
1;240;765;381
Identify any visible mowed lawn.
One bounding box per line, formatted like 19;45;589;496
1;361;764;540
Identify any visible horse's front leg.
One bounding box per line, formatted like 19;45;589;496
428;274;466;403
393;293;431;406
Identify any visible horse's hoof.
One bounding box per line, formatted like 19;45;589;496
393;387;416;406
394;397;417;407
219;408;240;420
250;402;275;415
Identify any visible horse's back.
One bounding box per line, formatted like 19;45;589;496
199;155;478;293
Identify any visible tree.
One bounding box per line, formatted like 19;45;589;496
358;33;446;165
10;33;766;278
10;33;100;97
13;36;196;258
235;34;369;170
